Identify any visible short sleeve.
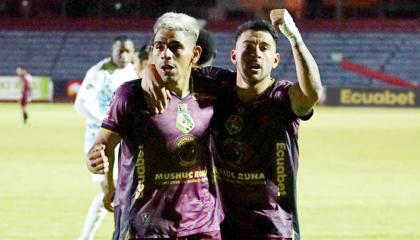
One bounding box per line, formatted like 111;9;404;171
270;80;313;122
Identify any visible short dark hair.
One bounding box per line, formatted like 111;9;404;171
235;19;279;43
114;35;131;43
196;29;217;66
136;43;150;61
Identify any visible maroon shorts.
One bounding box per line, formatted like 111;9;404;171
20;92;30;107
20;97;28;106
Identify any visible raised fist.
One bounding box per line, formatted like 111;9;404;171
270;9;302;45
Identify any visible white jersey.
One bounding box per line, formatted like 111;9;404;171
75;58;138;152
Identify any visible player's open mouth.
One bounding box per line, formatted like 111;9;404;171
249;63;261;70
161;64;175;71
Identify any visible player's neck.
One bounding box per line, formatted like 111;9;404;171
236;77;274;103
102;60;123;72
167;75;191;98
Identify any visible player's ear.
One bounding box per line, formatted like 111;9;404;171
191;45;202;64
272;53;280;69
230;49;237;65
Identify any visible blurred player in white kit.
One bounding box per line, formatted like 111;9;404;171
74;36;138;240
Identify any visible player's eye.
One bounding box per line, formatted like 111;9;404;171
244;44;254;51
168;42;183;52
260;45;269;51
154;43;165;51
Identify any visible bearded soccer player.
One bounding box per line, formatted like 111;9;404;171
212;10;322;240
74;36;137;240
139;9;322;240
86;12;233;239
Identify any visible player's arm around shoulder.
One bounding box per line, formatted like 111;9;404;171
141;64;172;113
270;9;323;117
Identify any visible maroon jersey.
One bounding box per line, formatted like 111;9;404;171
212;80;312;240
102;75;227;239
19;74;31;106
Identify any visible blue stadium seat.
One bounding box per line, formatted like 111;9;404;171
0;30;418;87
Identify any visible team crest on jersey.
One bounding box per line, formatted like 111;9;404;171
140;213;151;224
176;104;195;134
174;135;199;168
223;138;244;167
225;115;243;135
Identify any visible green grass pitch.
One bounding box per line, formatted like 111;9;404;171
1;103;419;239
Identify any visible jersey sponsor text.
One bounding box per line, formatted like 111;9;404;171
276;142;287;197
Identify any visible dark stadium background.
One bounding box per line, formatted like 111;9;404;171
0;0;419;105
